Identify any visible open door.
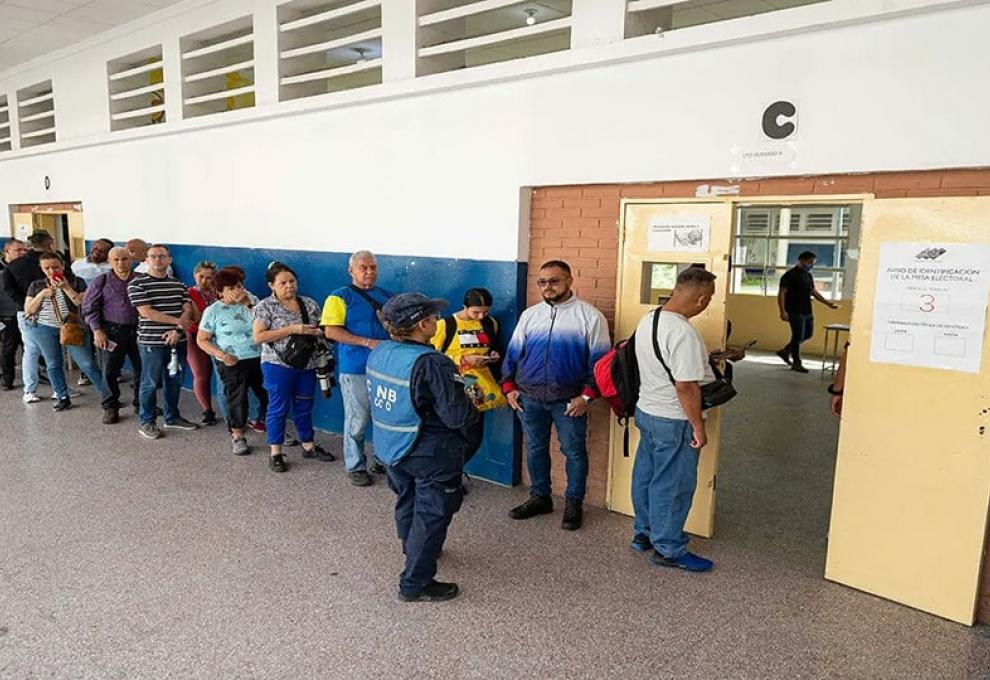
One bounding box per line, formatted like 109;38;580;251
825;197;990;625
606;199;732;537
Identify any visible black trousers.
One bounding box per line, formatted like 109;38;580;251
464;415;485;464
100;323;142;410
0;315;22;389
216;357;268;430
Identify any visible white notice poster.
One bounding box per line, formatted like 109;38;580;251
647;215;711;253
870;242;990;373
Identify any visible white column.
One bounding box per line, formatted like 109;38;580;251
382;0;418;82
571;0;627;48
162;37;184;123
252;0;280;106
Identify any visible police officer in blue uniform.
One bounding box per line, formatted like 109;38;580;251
368;292;478;602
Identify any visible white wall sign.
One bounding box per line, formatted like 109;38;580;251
15;224;31;239
647;215;711;253
870;242;990;373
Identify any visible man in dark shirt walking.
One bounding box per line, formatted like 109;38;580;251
776;250;838;373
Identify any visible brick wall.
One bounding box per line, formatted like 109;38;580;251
527;167;990;623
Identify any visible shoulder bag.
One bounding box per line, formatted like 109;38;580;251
651;308;736;410
274;298;317;369
51;288;86;347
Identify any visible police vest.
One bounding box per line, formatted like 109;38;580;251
366;341;436;466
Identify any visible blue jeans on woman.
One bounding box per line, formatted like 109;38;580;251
631;409;699;559
21;322;108;401
515;395;588;501
17;313;42;396
261;362;316;446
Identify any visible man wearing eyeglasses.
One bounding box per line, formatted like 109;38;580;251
500;260;611;531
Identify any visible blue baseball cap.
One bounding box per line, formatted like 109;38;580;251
382;292;448;327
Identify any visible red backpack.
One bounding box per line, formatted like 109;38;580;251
593;332;641;457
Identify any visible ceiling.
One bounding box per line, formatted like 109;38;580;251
0;0;185;73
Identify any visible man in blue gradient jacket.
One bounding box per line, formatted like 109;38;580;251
500;260;611;530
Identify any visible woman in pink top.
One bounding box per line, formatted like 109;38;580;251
186;261;218;425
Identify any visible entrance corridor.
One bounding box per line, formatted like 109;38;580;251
1;362;987;678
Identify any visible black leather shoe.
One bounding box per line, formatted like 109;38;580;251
509;495;553;520
201;410;218;426
102;408;120;425
302;444;335;462
562;497;583;531
349;470;373;486
791;364;810;374
53;398;72;412
269;454;287;473
398;580;459;602
369;458;386;474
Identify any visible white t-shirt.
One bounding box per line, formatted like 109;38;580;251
635;309;714;420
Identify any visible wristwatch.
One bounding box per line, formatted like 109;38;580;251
827;384;843;396
581;395;594;404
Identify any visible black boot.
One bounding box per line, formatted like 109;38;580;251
509;495;553;520
562;497;583;531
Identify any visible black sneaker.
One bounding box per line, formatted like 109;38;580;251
102;408;120;425
349;470;373;487
302;444;335;462
398;580;459;603
201;410;218;426
283;436;300;447
791;364;810;374
269;454;287;473
509;495;553;520
52;398;72;412
369;458;386;474
775;348;792;366
630;533;652;553
562;497;583;531
164;417;199;431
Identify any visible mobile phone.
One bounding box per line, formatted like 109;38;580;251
50;272;65;283
106;340;118;352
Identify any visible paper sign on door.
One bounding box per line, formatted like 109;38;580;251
647;215;711;253
869;242;990;373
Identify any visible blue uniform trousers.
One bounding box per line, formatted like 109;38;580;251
386;433;466;596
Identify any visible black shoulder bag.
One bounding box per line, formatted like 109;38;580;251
349;284;386;325
651;308;737;410
275;298;317;370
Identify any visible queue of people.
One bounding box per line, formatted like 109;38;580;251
2;237;755;601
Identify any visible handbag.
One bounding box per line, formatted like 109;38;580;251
274;297;317;369
51;289;86;347
651;308;737;411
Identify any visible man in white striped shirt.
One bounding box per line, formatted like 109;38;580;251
127;244;198;440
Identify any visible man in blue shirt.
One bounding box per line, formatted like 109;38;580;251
368;293;477;602
321;250;393;486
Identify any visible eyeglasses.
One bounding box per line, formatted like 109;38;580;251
536;278;565;287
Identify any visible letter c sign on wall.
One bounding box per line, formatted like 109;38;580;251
762;100;797;140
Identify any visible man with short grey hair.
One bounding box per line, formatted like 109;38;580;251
321;250;394;486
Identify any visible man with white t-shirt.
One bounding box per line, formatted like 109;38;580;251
630;267;717;573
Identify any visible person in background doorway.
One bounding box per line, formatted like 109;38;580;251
82;246;141;424
128;244;199;439
430;287;506;462
630;267;718;572
186;261;218;426
369;293;477;602
501;260;611;531
775;250;838;374
0;239;28;390
22;253;108;411
198;267;268;456
828;343;849;418
71;238;114;283
129;238;173;277
253;261;334;473
321;250;393;487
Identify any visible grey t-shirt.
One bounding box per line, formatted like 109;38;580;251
635;310;714;420
253;294;322;369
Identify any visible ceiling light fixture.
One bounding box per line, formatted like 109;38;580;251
524;9;537;26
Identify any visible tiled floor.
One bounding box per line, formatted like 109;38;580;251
1;358;988;679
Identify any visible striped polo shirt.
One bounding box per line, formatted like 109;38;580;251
127;274;190;346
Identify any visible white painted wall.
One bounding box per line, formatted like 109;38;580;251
0;1;987;262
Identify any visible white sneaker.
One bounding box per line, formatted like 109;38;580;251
23;392;42;404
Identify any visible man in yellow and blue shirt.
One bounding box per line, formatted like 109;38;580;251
321;250;393;486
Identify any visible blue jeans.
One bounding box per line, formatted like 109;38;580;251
340;373;371;471
139;344;186;425
785;313;814;367
516;395;588;500
261;362;316;446
631;409;699;559
21;322;108;400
